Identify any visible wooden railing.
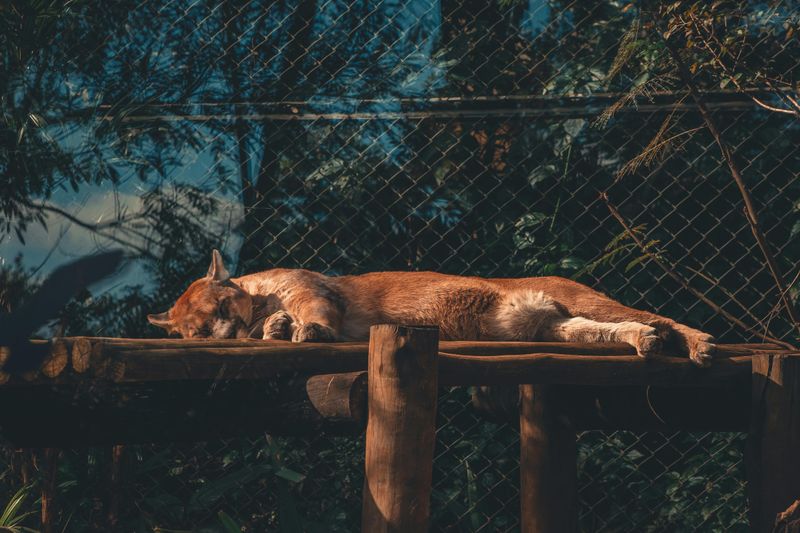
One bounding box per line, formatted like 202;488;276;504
1;327;797;532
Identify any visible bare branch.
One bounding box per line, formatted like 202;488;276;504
20;201;157;260
660;30;800;336
686;15;800;118
602;193;796;350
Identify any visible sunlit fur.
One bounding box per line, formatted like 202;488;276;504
149;252;716;366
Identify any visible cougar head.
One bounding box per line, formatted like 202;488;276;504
147;250;253;338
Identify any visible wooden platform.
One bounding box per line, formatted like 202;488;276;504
0;334;797;532
0;337;789;446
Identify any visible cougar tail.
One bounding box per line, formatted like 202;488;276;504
474;290;565;423
492;290;565;341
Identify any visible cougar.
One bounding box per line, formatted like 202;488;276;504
147;250;715;366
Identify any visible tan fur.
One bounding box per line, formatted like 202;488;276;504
148;251;716;366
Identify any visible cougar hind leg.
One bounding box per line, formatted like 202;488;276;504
493;290;663;357
540;316;663;358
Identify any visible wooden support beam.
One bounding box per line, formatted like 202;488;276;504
1;339;784;387
749;354;800;532
41;448;59;533
520;385;577;533
107;445;124;532
362;325;439;533
439;352;753;386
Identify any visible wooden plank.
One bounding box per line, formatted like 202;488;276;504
439;353;754;386
0;339;787;387
0;352;759;387
749;353;800;533
362;325;439;533
54;337;787;355
520;385;577;533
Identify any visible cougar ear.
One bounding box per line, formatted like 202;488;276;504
206;249;230;282
147;311;174;331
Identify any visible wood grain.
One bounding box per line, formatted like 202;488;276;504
362;325;439;533
749;353;800;533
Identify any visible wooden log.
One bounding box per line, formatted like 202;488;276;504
99;343;369;382
90;341;108;378
0;339;782;387
749;353;800;533
440;341;784;357
0;347;10;385
71;337;92;373
439;353;754;386
473;382;751;431
362;325;439;533
306;371;368;421
0;346;9;367
41;448;59;533
42;339;69;378
35;349;755;386
107;445;124;532
55;337;786;356
520;385;577;533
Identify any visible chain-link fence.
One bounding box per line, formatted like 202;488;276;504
1;0;799;531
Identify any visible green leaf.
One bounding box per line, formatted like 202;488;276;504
189;465;272;510
0;485;31;526
218;511;241;533
275;467;305;483
559;257;584;271
625;254;650;272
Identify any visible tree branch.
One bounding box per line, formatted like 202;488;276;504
21;201;156;259
660;30;800;336
686;14;800;118
602;193;796;350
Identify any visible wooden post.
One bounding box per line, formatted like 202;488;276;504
107;445;125;532
749;353;800;532
41;448;60;533
362;325;439;533
520;384;577;533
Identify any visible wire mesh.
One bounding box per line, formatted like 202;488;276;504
1;0;798;531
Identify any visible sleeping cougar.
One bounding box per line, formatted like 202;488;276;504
147;250;715;366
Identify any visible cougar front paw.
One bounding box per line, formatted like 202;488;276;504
636;326;662;358
689;335;716;368
263;311;293;340
292;322;336;343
